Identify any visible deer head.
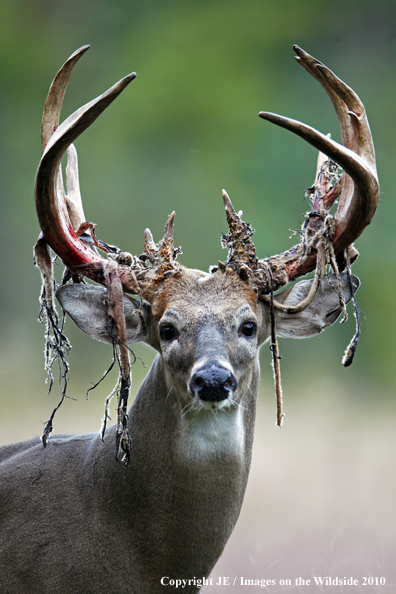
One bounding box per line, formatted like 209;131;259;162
34;45;379;457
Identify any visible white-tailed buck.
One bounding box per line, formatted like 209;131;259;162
0;46;378;593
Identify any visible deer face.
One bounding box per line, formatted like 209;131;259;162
154;270;262;410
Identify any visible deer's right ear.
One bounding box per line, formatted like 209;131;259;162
56;284;155;346
272;272;360;339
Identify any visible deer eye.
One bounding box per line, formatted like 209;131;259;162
159;324;177;341
241;322;257;338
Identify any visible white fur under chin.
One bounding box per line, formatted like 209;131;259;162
178;402;245;462
198;396;235;411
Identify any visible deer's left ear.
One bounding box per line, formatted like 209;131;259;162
56;284;154;345
267;272;359;339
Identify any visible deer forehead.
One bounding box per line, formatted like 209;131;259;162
152;269;259;327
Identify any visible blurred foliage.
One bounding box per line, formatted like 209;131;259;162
0;0;395;439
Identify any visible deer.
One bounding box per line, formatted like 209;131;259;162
0;45;378;594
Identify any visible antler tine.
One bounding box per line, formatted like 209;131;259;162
257;47;379;289
41;45;90;153
144;228;157;257
153;211;177;265
40;47;90;245
143;211;176;261
258;112;376;203
35;65;136;270
293;45;376;170
140;212;184;292
163;211;175;243
65;143;86;232
221;189;258;271
223;189;242;230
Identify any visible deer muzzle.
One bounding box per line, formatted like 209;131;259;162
189;363;238;402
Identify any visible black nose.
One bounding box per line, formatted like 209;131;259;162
189;365;238;402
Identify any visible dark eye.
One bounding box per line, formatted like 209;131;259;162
241;322;257;338
160;324;177;341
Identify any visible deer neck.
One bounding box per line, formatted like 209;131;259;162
130;351;258;463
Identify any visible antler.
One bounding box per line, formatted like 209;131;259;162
35;48;134;271
34;46;180;300
221;46;379;300
33;47;182;456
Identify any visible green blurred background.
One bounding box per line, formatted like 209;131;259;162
1;0;395;588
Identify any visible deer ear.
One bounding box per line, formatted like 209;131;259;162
273;272;359;339
56;284;153;345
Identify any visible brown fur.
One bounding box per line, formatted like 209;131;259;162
151;266;258;321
